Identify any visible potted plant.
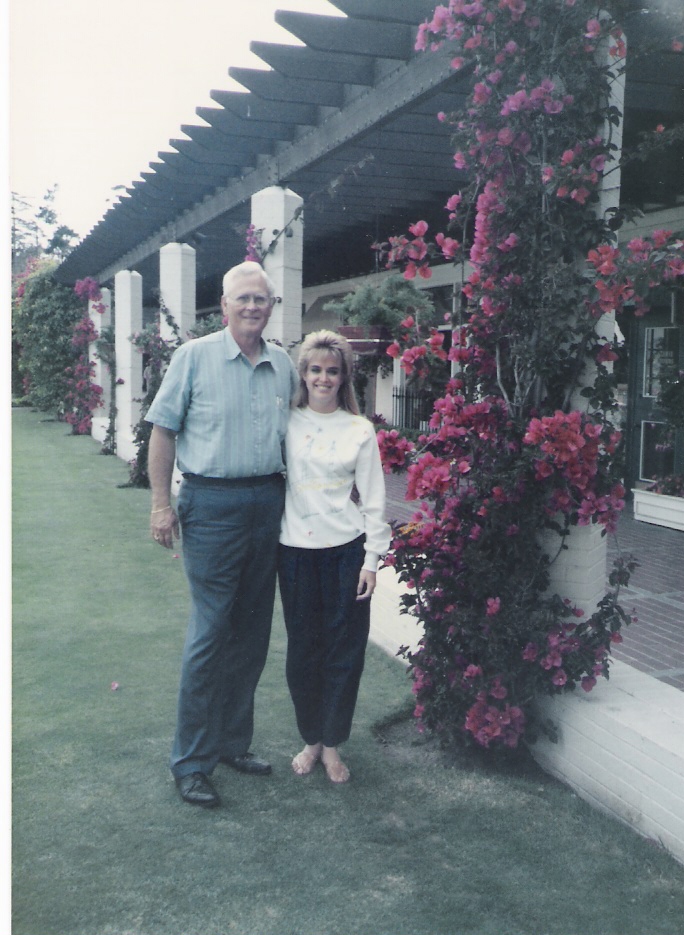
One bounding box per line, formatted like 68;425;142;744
325;276;438;341
633;367;684;530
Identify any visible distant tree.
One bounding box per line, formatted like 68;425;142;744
11;186;78;273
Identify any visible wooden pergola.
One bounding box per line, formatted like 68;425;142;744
56;0;684;307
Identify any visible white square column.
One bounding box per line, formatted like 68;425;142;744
547;45;626;617
251;186;303;349
114;271;144;463
159;243;197;342
89;287;112;446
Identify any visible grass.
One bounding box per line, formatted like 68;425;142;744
12;407;684;935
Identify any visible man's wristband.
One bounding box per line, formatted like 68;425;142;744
151;506;172;515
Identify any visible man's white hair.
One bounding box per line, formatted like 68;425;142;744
222;261;275;298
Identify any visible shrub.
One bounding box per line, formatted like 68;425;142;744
12;259;83;415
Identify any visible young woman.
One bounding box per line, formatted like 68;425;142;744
278;330;391;783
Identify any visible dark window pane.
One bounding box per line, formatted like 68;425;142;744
640;421;675;481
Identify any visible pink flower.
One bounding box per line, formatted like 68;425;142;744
570;187;590;205
489;678;507;700
473;82;492;105
585;18;602;39
377;429;415;473
596;343;619;364
522;642;538;662
409;220;428;238
541;650;562;670
672;40;683;53
551;669;568;687
499;0;526;20
445;193;462;213
486;597;501;616
497;233;519;252
435;232;459;258
500;89;528;115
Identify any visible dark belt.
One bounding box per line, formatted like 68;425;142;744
182;472;282;488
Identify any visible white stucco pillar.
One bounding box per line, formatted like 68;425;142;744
89;287;112;445
547;41;626;617
251;186;304;349
114;271;144;463
570;39;625;411
159;242;196;342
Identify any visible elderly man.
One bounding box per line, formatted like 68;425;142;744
147;261;297;808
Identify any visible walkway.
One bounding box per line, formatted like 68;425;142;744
384;472;684;691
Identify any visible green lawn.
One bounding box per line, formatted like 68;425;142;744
12;407;684;935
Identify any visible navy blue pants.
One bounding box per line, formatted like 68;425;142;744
278;536;371;748
171;473;284;780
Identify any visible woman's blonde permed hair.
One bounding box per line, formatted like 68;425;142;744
295;329;360;414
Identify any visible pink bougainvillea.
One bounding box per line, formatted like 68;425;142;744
371;0;680;750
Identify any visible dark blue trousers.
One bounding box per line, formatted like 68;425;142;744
278;536;370;748
171;473;284;780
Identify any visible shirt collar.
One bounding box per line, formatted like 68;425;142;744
222;327;274;366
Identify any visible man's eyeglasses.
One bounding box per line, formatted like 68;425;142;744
227;293;273;309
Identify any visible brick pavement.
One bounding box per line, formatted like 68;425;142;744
383;472;684;691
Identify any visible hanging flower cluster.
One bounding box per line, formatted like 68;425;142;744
523;410;625;532
373;0;683;749
244;224;265;264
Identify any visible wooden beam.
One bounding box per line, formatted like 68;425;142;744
275;11;412;60
86;45;457;283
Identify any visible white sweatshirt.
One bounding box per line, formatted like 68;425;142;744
280;407;391;572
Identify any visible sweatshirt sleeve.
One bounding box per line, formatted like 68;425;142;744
354;422;392;572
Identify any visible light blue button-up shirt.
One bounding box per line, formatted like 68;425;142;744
146;328;298;478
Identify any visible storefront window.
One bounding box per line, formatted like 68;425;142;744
643;327;680;397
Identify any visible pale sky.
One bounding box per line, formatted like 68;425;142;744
9;0;341;240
